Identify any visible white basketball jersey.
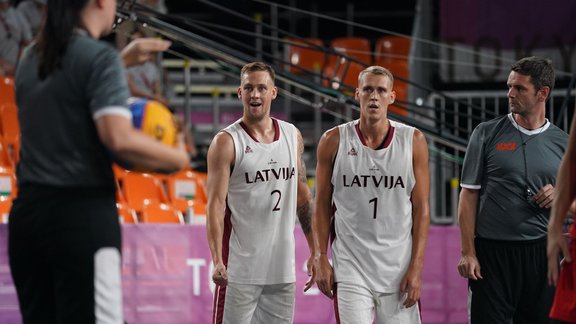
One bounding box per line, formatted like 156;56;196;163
331;119;416;292
223;118;299;284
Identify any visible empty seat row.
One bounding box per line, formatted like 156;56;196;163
0;76;15;106
0;164;208;225
285;36;410;116
287;36;410;77
113;165;207;224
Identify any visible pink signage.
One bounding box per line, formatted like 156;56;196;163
0;225;467;323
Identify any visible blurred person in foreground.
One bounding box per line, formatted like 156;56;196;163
8;0;188;322
547;110;576;323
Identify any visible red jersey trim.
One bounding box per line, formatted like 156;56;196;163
239;118;280;142
354;122;395;149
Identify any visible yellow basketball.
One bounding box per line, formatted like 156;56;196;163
129;97;177;147
112;98;177;172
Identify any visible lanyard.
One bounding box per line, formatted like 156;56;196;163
514;114;545;204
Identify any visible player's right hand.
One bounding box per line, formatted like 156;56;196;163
304;254;315;292
212;263;229;286
457;254;483;280
314;254;334;299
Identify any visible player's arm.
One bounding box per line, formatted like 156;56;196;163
121;38;171;67
312;127;340;299
457;124;484;281
547;113;576;285
295;130;314;283
95;114;189;171
206;131;235;286
457;188;482;280
401;129;430;308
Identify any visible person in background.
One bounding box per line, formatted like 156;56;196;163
206;62;314;323
0;0;32;75
312;65;430;324
16;0;46;36
547;110;576;323
8;0;189;322
125;29;200;160
125;29;168;106
457;56;568;323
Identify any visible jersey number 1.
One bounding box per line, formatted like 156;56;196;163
369;197;377;219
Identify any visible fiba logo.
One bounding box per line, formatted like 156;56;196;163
153;125;165;141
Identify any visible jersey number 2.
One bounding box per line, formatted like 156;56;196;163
271;190;282;211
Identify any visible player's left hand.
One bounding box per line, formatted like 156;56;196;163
304;255;315;292
533;184;555;208
399;267;422;308
547;226;571;286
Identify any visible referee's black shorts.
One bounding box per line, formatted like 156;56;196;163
8;184;123;324
469;237;555;324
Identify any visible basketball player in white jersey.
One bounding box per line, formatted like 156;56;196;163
311;66;430;323
206;62;314;324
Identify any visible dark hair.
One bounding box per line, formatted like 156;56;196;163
358;65;395;87
240;62;276;84
511;56;555;100
37;0;89;79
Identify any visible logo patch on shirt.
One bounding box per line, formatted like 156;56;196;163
268;159;277;165
245;146;253;154
496;142;517;151
348;147;358;156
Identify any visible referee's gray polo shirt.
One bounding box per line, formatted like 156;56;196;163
461;113;567;241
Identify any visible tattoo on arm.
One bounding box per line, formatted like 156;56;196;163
297;151;312;235
299;156;307;183
297;199;312;235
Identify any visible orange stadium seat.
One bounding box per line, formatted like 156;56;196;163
331;37;372;64
166;169;207;217
0;168;16;223
0;142;14;169
0;76;15;105
112;163;128;179
374;35;411;65
0;103;20;164
286;38;326;74
119;171;171;213
323;37;371;90
113;168;138;224
117;202;138;224
374;36;411;116
140;203;184;224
